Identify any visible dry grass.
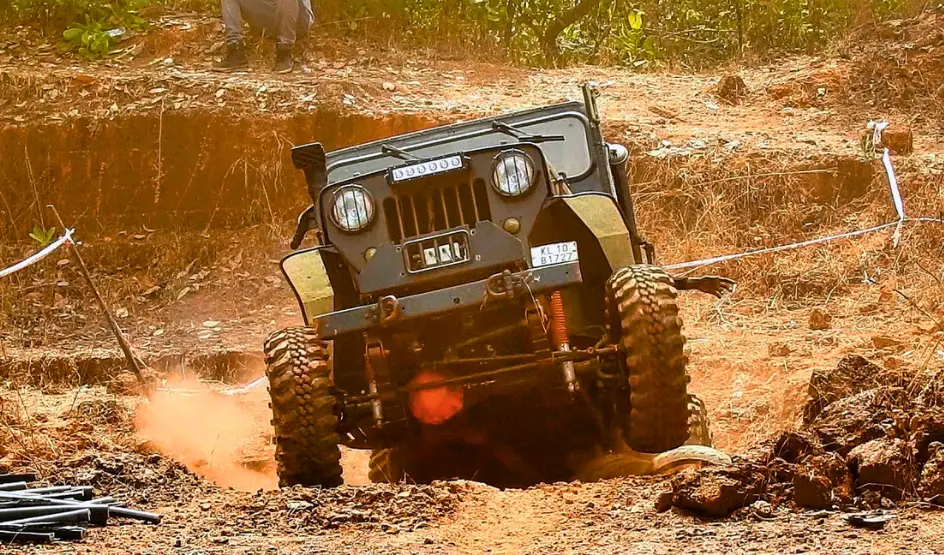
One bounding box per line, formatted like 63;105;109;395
0;224;291;348
632;148;944;308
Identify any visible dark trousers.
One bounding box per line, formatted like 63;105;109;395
221;0;313;47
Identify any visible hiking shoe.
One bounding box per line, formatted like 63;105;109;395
213;42;248;72
274;46;294;74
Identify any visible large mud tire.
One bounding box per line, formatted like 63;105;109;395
607;265;691;453
265;327;343;488
685;394;713;447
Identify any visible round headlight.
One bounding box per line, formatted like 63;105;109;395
330;185;375;233
492;150;535;197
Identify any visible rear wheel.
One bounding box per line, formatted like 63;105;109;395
265;327;343;487
685;393;713;447
607;265;691;453
368;448;408;483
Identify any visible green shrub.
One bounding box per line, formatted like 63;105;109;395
0;0;927;67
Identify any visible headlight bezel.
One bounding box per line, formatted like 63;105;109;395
329;184;376;233
490;149;537;198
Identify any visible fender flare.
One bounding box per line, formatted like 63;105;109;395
281;246;335;325
555;192;637;270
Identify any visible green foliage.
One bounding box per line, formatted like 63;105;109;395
29;226;57;248
63;16;119;59
3;0;146;29
314;0;920;67
0;0;923;67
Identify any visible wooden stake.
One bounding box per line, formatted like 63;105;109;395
47;206;152;399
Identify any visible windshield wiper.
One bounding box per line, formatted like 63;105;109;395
492;121;565;143
381;143;421;160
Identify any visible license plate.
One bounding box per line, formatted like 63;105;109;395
531;241;579;268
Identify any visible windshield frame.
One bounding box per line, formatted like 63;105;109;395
326;104;594;186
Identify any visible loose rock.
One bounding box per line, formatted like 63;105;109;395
717;75;747;104
881;127;913;154
848;438;914;500
670;466;765;517
918;443;944;503
871;336;903;350
654;490;674;513
809;387;911;455
768;342;792;357
808;308;833;331
793;453;853;509
771;431;823;463
911;411;944;465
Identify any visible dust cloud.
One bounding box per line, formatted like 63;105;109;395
134;377;278;491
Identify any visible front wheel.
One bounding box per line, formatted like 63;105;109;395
265;327;343;487
607;265;692;453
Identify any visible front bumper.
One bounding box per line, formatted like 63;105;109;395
311;261;582;339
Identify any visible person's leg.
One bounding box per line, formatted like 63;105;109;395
214;0;249;71
269;0;300;72
296;0;314;39
220;0;245;44
275;0;300;47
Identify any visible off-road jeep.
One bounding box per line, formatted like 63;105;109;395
266;84;732;487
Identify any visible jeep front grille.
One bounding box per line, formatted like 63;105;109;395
403;229;471;273
383;179;491;243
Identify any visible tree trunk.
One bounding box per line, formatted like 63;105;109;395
504;0;515;50
541;0;604;67
734;0;744;57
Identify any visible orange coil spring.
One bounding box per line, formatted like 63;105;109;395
548;291;569;348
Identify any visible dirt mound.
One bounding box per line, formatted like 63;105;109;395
664;354;944;516
811;387;913;456
50;451;209;506
845;11;944;113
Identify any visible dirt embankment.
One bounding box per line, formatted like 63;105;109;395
665;354;944;517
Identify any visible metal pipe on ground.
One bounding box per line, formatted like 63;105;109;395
0;504;108;526
16;485;91;499
0;523;89;541
20;490;94;501
108;506;162;524
0;483;27;492
0;529;55;544
0;492;160;524
0;474;36;485
0;492;117;507
5;508;92;526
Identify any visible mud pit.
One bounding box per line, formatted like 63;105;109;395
2;12;944;553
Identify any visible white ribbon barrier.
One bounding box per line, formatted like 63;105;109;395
665;123;939;273
222;375;267;396
0;228;75;279
665;221;901;272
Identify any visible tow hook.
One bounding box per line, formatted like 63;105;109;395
372;295;402;326
484;270;527;301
